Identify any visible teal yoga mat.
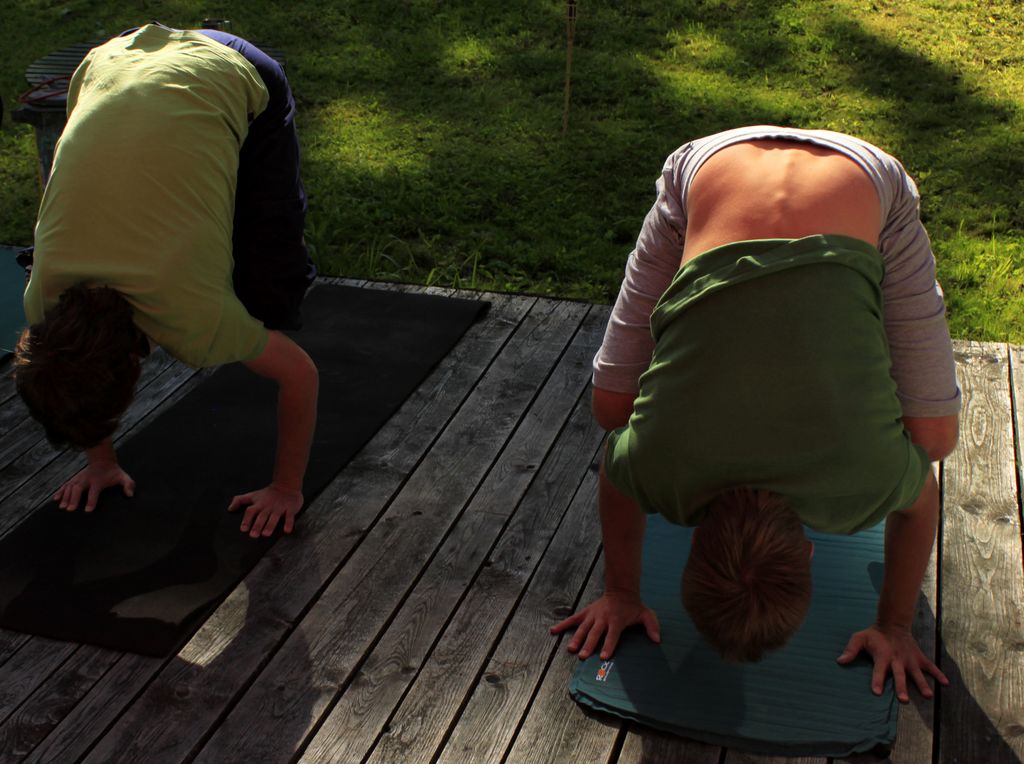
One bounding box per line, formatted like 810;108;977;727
0;246;28;354
570;515;898;757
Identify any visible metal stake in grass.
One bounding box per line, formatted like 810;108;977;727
562;0;577;134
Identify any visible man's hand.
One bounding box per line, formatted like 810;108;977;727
54;461;136;512
837;623;949;703
228;484;304;538
240;330;318;538
550;591;660;661
55;438;135;512
551;454;654;660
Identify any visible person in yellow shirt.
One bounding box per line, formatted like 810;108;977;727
15;24;317;538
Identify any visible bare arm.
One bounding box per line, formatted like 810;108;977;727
877;470;940;630
550;455;660;660
838;470;949;702
228;330;319;537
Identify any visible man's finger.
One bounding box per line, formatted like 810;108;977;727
261;511;280;537
283;512;295;535
922;658;950;686
837;634;864;664
550;611;585;635
599;623;622;661
891;661;909;703
640;609;661;644
239;503;260;532
579;618;606;660
227;494;249;513
85;483;100;513
248;509;268;539
122;476;136;497
567;617;593;653
909;664;932;699
870;655;888;695
66;483;83;511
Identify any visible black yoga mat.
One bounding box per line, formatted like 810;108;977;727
0;284;487;656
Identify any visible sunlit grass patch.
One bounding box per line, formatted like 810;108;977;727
938;226;1024;341
1;0;1022;340
442;37;498;75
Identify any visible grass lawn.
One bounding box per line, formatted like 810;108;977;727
1;0;1021;340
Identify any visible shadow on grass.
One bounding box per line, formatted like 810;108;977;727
2;1;1021;320
225;1;1020;305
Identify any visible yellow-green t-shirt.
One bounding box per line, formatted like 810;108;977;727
25;24;271;368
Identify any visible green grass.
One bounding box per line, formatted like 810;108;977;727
2;0;1022;340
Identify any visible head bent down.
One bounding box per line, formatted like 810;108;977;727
682;487;813;662
14;285;147;449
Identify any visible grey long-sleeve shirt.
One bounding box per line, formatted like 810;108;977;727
592;126;961;418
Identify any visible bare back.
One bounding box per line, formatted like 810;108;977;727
682;140;882;264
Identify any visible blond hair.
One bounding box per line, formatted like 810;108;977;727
681;487;812;662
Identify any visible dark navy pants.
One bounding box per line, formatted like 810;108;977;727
196;30;316;330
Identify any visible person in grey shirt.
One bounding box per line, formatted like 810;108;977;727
593;125;960;420
552;126;960;704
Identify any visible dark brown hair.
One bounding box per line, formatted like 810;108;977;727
14;285;146;449
681;487;812;662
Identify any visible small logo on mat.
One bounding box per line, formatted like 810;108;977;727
596;661;614;682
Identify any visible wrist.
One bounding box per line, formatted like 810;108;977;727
874;619;912;634
605;585;642;600
270;481;303;498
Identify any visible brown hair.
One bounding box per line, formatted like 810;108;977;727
681;487;812;662
14;285;146;449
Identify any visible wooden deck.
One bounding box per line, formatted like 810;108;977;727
0;280;1022;763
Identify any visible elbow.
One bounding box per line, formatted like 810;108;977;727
303;354;320;394
592;387;636;432
922;433;957;463
903;415;959;463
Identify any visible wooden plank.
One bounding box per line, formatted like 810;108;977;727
0;633;31;670
304;310;607;763
1011;345;1024;519
0;402;34;461
317;276;366;288
503;548;624;764
435;452;604;763
617;725;721;763
186;298;587;764
0;646;119;762
939;341;1024;764
0;640;76;726
76;293;534;763
0;361;18;405
21;654;157;764
722;754;825;764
